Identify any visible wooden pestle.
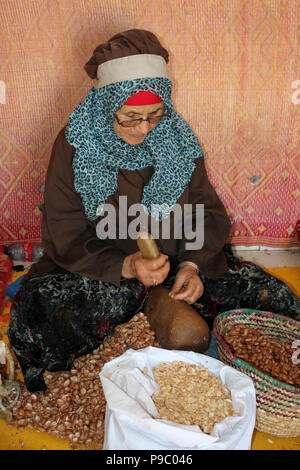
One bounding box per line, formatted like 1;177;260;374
137;232;160;259
137;233;211;353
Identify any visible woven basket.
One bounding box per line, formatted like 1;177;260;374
213;309;300;437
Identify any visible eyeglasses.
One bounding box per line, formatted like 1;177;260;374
114;112;170;128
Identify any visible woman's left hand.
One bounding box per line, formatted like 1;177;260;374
168;265;204;304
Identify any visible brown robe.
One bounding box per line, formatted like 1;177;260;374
28;127;231;286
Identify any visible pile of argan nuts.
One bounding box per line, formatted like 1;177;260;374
224;324;300;386
9;312;160;450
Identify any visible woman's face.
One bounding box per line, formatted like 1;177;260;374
113;103;164;145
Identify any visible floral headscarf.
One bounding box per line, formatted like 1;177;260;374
65;77;204;221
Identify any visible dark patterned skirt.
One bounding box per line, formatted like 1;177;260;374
8;245;300;393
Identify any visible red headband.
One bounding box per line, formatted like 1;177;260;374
124;91;163;106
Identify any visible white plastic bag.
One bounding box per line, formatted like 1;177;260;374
99;346;256;450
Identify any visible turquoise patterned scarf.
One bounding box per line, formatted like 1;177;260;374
65;77;204;221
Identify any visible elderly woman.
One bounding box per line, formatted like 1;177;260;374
8;30;299;393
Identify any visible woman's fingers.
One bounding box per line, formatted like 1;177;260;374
135;253;170;286
171;281;203;303
169;267;204;303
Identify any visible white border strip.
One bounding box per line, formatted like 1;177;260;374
233;248;300;267
95;54;168;88
232;246;300;251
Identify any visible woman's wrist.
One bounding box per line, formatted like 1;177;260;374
177;261;199;275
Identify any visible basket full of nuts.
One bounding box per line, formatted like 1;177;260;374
213;309;300;438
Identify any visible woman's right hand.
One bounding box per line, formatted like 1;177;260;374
122;251;170;286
